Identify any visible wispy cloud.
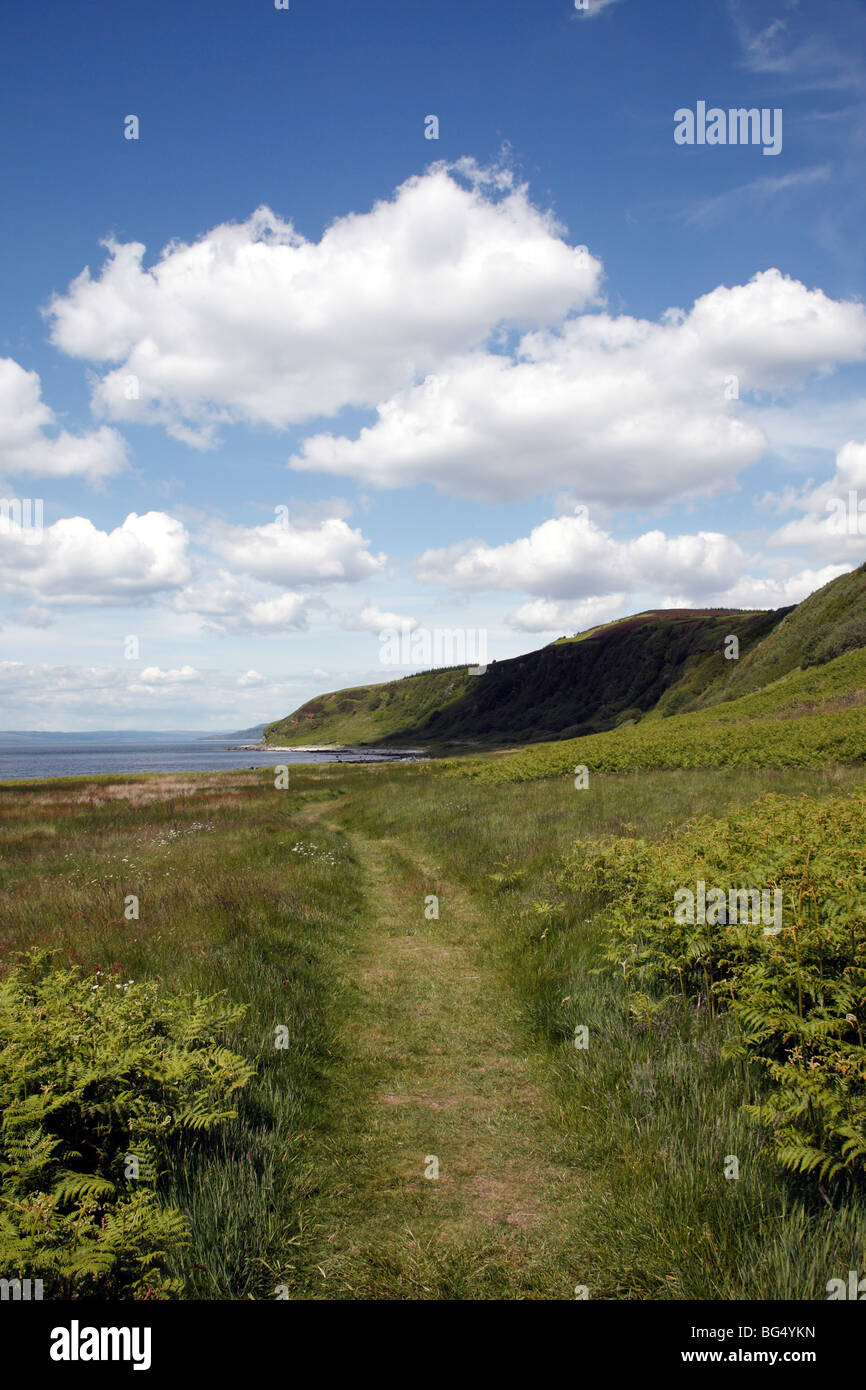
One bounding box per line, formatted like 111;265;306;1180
727;1;866;92
572;0;626;19
682;164;832;226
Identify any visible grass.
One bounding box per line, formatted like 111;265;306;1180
334;762;866;1298
441;652;866;783
1;759;864;1298
0;770;364;1298
262;665;474;747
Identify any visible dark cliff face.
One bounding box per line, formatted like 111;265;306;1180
384;608;786;746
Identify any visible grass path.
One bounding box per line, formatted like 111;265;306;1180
291;806;591;1299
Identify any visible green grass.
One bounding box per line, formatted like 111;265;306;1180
691;561;866;706
2;758;865;1299
0;771;365;1298
327;761;866;1298
263;666;474;747
441;651;866;784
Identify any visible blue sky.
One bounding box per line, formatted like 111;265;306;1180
1;0;865;729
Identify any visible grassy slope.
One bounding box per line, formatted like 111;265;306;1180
442;645;866;784
263;666;475;746
683;561;866;709
266;608;785;750
406;609;781;745
551;606;767;646
262;563;866;752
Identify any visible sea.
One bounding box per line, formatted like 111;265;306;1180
0;735;422;782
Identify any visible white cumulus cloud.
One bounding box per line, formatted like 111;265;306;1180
345;604;419;632
172;571;312;634
506;594;628;633
0;357;128;483
290;270;866;504
137;665;201;686
46;164;602;445
0;511;191;605
416;508;748;599
685;566;851;611
204;516;386;586
768;441;866;561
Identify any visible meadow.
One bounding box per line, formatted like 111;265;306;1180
1;756;864;1299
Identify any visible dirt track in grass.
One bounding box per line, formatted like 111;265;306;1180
290;804;590;1299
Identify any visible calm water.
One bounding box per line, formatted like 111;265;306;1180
0;740;421;782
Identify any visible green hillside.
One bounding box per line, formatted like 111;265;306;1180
444;644;866;784
408;608;784;745
679;562;866;709
264;607;783;748
264;562;866;752
263;666;476;746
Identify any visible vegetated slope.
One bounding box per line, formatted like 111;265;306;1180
263;561;866;750
265;608;783;749
263;666;476;746
406;609;783;745
445;646;866;784
669;561;866;712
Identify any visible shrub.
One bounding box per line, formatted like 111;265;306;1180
614;707;643;727
0;949;255;1298
555;793;866;1184
804;616;866;669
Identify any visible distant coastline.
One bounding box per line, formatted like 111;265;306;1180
0;735;424;781
231;743;426;759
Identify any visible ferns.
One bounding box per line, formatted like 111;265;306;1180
555;792;866;1186
445;655;866;785
0;949;255;1298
